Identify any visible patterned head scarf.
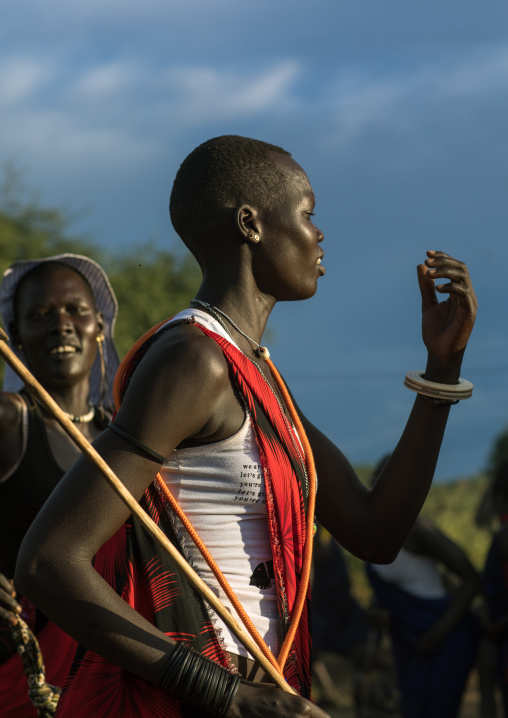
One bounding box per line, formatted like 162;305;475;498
0;253;119;408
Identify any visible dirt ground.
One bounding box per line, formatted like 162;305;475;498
312;652;503;718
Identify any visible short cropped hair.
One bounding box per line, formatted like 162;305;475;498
169;135;291;243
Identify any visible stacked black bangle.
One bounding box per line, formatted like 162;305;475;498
155;642;241;717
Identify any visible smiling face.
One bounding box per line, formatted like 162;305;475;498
13;266;104;391
252;153;325;302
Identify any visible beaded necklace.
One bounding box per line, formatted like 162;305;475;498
35;396;95;423
195;303;309;498
62;405;95;423
191;300;270;360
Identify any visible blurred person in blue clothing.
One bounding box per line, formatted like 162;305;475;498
482;460;508;716
366;457;479;718
312;524;369;659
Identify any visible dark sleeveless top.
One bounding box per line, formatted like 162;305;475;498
0;389;108;665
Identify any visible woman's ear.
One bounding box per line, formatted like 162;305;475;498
236;205;261;243
96;311;105;336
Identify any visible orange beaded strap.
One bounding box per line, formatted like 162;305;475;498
113;319;281;674
265;358;316;671
154;471;281;673
112;318;170;409
112;319;316;675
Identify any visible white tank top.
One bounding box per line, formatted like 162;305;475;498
158;309;279;658
370;546;446;599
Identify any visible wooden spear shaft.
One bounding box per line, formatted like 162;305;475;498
0;328;294;694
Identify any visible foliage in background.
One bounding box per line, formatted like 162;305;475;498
1;165;505;596
106;249;200;358
344;470;492;607
485;425;508;476
0;165;201;381
0;163;99;276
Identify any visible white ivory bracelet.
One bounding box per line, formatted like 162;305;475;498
404;370;473;402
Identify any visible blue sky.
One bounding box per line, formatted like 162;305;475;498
2;0;508;480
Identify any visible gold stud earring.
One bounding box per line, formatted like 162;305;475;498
248;232;260;243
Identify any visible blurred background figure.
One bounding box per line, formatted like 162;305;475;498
481;459;508;717
0;254;119;717
312;524;370;660
312;524;399;716
366;456;479;718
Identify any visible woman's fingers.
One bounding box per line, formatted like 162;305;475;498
425;251;478;308
0;574;22;625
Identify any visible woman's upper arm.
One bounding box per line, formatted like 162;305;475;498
298;414;370;551
18;328;231;567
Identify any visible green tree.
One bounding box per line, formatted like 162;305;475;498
486;425;508;476
471;423;508;529
0;163;98;277
0;164;201;381
106;248;201;358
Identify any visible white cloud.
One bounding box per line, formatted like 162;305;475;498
325;44;508;146
4;0;236;25
0;57;53;105
74;63;133;98
433;47;508;98
163;61;300;122
0;57;301;175
2;108;158;171
2;42;504;208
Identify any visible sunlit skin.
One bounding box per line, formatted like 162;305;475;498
0;266;105;627
13;267;103;408
15;152;477;718
247;156;325;302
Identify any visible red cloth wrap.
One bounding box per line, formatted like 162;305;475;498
56;319;311;716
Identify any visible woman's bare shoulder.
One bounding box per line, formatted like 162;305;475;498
132;322;231;394
0;393;24;432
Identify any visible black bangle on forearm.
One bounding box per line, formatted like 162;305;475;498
155;642;241;718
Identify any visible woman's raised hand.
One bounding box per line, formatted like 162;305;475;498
417;251;477;366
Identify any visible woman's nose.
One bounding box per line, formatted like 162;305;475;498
49;310;73;333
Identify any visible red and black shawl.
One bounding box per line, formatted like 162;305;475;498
56;318;312;717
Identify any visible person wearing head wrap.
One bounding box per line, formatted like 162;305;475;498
0;254;119;717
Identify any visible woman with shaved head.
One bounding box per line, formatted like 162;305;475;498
17;136;477;717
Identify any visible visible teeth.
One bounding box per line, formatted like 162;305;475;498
50;346;77;355
316;258;322;265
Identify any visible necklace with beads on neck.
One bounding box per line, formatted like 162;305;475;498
35;395;95;423
63;405;95;423
190;300;270;360
190;300;307;492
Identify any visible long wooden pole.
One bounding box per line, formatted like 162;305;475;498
0;328;293;694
